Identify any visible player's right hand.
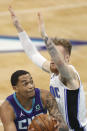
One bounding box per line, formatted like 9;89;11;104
28;128;34;131
8;6;23;32
8;6;19;27
28;126;35;131
37;12;47;39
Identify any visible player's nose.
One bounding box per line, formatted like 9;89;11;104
51;58;55;63
27;84;34;90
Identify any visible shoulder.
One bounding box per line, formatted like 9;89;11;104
0;100;12;111
40;89;52;97
0;100;15;122
40;89;54;106
0;100;16;130
68;64;78;73
68;65;80;80
66;65;80;89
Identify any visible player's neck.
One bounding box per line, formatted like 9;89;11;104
16;93;33;111
54;70;59;75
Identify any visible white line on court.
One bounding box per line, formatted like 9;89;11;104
0;2;87;16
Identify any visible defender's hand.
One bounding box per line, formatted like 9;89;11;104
37;12;47;39
8;6;23;32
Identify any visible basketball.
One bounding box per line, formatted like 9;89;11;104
28;114;57;131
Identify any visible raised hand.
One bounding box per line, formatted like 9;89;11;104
8;6;23;32
37;12;47;39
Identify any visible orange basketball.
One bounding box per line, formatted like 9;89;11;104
28;114;57;131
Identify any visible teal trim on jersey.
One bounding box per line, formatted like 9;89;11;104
13;93;35;113
39;89;44;108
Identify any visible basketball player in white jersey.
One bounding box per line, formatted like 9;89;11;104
9;7;87;131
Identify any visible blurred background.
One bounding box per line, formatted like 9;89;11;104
0;0;87;130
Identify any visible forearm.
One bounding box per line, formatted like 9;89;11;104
3;122;17;131
50;110;68;131
18;31;47;68
14;23;23;33
44;37;72;79
4;126;17;131
43;90;69;131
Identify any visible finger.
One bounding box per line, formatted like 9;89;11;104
37;12;41;21
52;118;60;128
37;12;48;38
54;122;59;128
28;128;34;131
37;12;40;17
37;12;44;25
37;13;45;32
8;6;15;17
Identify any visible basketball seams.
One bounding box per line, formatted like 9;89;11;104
31;117;41;131
28;114;55;131
36;116;47;131
39;114;50;131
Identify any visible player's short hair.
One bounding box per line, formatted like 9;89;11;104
52;38;72;55
11;70;30;86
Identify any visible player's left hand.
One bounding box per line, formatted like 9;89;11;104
28;127;35;131
8;6;19;27
37;12;47;39
8;6;23;32
52;117;59;131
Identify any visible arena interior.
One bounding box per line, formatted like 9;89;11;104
0;0;87;130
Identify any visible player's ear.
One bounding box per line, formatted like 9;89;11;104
65;55;69;63
13;86;18;92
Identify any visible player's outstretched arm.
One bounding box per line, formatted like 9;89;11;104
37;12;48;39
44;38;79;89
9;7;50;73
41;89;69;131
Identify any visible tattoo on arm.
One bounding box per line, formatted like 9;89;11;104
45;93;69;131
44;37;59;57
45;93;64;122
41;89;69;131
44;37;72;82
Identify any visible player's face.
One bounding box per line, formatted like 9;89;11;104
16;74;35;98
50;59;59;74
50;45;69;74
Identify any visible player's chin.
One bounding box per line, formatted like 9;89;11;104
50;66;59;74
27;89;35;98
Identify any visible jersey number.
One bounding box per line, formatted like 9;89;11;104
18;117;34;129
50;86;60;98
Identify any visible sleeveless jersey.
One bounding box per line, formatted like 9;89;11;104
6;88;47;131
50;65;87;131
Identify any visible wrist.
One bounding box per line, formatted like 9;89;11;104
15;24;23;32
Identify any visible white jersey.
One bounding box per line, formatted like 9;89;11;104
50;65;87;131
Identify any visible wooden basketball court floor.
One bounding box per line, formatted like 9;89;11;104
0;0;87;130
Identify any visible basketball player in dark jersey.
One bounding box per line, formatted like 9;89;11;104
0;70;68;131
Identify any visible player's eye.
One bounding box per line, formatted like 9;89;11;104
30;80;33;84
22;82;28;86
23;80;33;86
